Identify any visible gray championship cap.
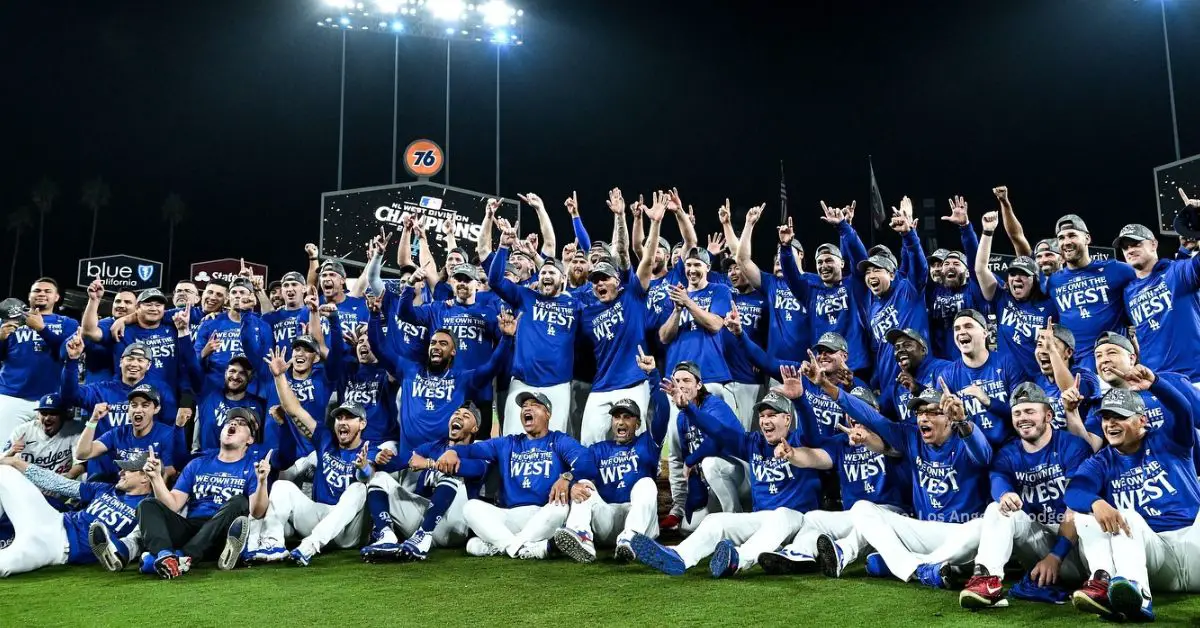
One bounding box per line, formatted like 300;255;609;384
1011;382;1052;407
541;257;566;274
332;401;367;420
942;251;967;266
885;328;928;350
122;342;150;360
1007;256;1038;276
319;259;347;277
1034;238;1061;255
752;391;794;416
814;332;849;354
116;452;150;472
608;398;642;418
1055;214;1090;235
588;261;620;282
227;354;254;372
458;402;482;424
1113;224;1155;252
280;271;306;284
137;288;168;305
849;386;879;409
225;407;260;439
1099;388;1147;418
684;247;712;267
451;264;481;282
869;245;898;265
788;240;804;254
907;386;944;411
126;383;161;405
590;241;615;259
954;308;989;329
292;334;319;353
929;248;951;262
448;246;471;262
815;243;842;260
673;360;703;382
656;236;671;253
0;298;28;322
1094;331;1135;355
857;253;897;274
515;391;553;413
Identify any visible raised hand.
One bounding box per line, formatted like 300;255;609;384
771;364;805;399
143;446;162;478
993;186;1009;203
890;196;916;233
1118;364;1156;392
1061;374;1084;413
723;307;742;336
773;439;793;460
819;201;845;225
305;243;319;259
630;194;644;218
517;192;545;211
943;195;969;226
564;191;579;217
939;378;966;422
175;407;194;427
744;203;764;226
354;441;371;470
606;188;625;214
265;347;291;377
645;191;667;222
498;310;518;336
1179;188;1199;208
173;308;191;334
835;422;871;447
65;331;85;360
485;197;501;217
707;232;726;256
981;211;999;233
717;199;731;226
778;216;795;244
634;345;655;374
255;450;274;482
87;279;105;302
666;187;683;214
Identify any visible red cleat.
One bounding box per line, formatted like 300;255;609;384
959;575;1004;609
1072;578;1115;617
659;514;681;531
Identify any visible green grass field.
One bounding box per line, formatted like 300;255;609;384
7;550;1200;627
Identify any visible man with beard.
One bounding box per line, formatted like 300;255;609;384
1115;222;1200;385
82;284;184;408
1034;239;1063;278
266;281;284;310
3;393;82;477
577;201;656;444
262;271;311;356
183;352;272;456
61;316;192;478
308;241;371;339
83;289;134;383
1066;374;1199;622
1031;323;1102;429
193;277;271;396
566;246;592;293
779;207;871;375
974;211;1053;380
243;356;375;566
879;328;952;422
74;386;179;482
488;220;580;435
366;302;514;460
1046;214;1136;372
358;404;489;561
721;254;769;429
928;249;950;286
0;278;79;435
641;189;699;338
395;264;502;438
940;309;1024;447
336;309;401;450
925;196;987;360
956;383;1091;609
437;391;596;560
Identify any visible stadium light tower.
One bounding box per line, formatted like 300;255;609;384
1159;0;1181;161
316;0;524;189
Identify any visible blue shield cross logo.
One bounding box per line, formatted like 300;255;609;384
137;265;154;282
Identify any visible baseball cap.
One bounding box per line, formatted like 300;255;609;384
590;241;614;259
225;407;260;439
849;386;879;409
397;263;420;278
451;264;481;282
589;262;620;282
541;257;565;274
122;342;150;360
907;386;944;411
1113;224;1155;252
229;276;253;292
1011;382;1052;407
292;334;319;353
868;245;897;265
1034;239;1060;255
684;247;712;267
137;288;168;305
227;354;254;372
1099;388;1147;419
608;398;642;418
788;240;804;254
673;360;703;382
942;251;967;266
814;332;849;354
720;256;739;273
1094;331;1135;354
752;391;794;416
116;452;150;472
885;328;928;350
1006;256;1038;276
929;248;950;262
503;262;521;277
331;401;367;420
281;271;306;284
954;308;989;329
127;383;161;405
448;246;471;262
457;402;482;424
656;237;671;253
515;391;552;413
1055;214;1090;235
857;253;897;274
36;393;67;413
815;243;842;259
319;260;347;277
267;280;282;292
1049;324;1076;352
0;298;28;322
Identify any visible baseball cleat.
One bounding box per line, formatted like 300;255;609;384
865;553;892;578
290;547;314;567
553;527;597;564
940;562;974;590
516;540;550;560
398;530;431;562
218;516;250;571
614;539;637;563
153;550;181;580
1108;577;1155;622
1072;575;1117;618
139;552;156;575
361;543;401;562
757;549;817;575
89;522;126;573
465;537;503;557
709;539;739;578
630;533;686;576
816;534;844;578
915;562;947;589
659;514;681;531
245;544;289;563
960;575;1005;609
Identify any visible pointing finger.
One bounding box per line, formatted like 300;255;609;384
939;377;952;395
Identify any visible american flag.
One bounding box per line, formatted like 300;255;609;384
779;160;788;223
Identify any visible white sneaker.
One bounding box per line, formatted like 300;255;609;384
466;538;502;557
614;533;637;563
516;541;549;560
553;527;597;564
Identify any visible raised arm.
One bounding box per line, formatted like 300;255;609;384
735;203;767;289
74;404;112;461
630;196;646;260
608;189;632;270
637;193;667;290
974;212;1001;301
80;280;105;342
668;188;698;251
476;199;498;262
269;350;318;439
517;192;556;258
993;186;1032;258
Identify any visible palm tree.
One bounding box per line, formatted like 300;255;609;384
7;207;34;294
31;176;59;276
81;176;112;258
162;193;187;282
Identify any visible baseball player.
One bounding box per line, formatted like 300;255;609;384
1067;371;1200;622
974;212;1052;379
940;309;1024;447
74;385;179;482
191;276;272;395
956;382;1092;609
554;348;669;563
330;309;401;450
181;349;271;455
0;281;79;434
923;197;986;361
359;403;489;562
1031;323;1101;429
131;410;269;579
0;453;149;577
627;388;819;577
2;393;82;477
878;328;951;422
434;391;597;559
839;380;990;588
243;353;375;566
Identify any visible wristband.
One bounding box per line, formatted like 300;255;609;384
982;230;995;237
1050;536;1073;560
309;257;319;261
85;420;99;430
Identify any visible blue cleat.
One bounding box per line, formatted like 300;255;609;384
709;539;739;578
915;562;946;589
290;547;313;567
153;550;181;579
1109;577;1155;622
398;530;430;562
139;552;157;575
865;552;892;578
816;534;845;578
630;533;686;576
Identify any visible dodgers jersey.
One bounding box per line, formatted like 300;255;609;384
1124;256;1200;382
985;277;1053;380
724;287;769;385
1046;259;1136;371
310;426;377;505
580;273;653;392
97;422;179;472
488;247;580;387
454;431;596;508
780;237;871;372
174;452;261;519
588;397;670;505
411;438;490;499
66;481;148;564
192;312;271;395
0;314;79;400
941;351;1025;446
5;421;80;475
990;429;1092;525
394;287;499;397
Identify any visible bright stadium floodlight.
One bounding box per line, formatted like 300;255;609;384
427;0;465;21
479;0;515;26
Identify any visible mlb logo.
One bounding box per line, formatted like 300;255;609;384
137;265;155;281
419;196;443;210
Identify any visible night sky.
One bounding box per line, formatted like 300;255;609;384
6;0;1200;296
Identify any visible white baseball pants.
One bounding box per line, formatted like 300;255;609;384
666;383;739;517
674;508;806;570
256;480;367;555
974;503;1084;581
1076;508;1200;596
726;382;763;431
0;396;37;444
564;478;659;546
368;471;470;547
462;499;568;556
850;501;982;581
0;466;68;577
784;504;905;564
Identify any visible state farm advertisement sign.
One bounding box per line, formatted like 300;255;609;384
189;258;269;290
